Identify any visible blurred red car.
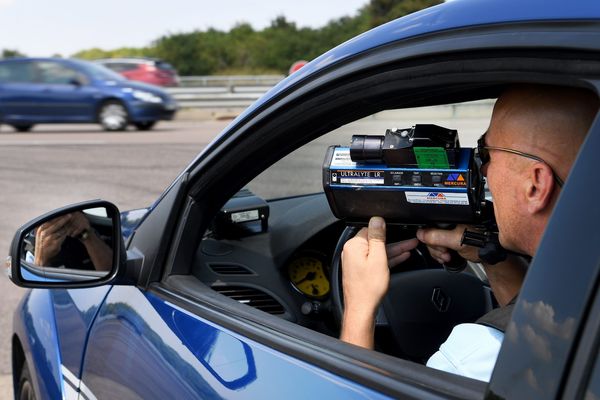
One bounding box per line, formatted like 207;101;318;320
94;58;180;87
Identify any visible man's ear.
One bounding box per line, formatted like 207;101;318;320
526;163;556;214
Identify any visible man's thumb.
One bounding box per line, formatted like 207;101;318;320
368;217;386;243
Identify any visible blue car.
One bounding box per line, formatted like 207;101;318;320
7;0;600;399
0;58;177;132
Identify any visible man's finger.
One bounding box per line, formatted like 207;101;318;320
367;217;386;243
389;252;411;268
343;228;369;258
367;217;387;267
386;238;419;257
417;228;461;250
354;227;368;241
43;215;72;234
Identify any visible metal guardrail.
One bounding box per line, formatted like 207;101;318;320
168;75;496;111
179;75;284;87
169;75;284;108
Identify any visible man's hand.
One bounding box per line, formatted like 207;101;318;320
34;214;72;266
416;224;480;264
65;212;91;239
339;217;418;349
387;238;419;268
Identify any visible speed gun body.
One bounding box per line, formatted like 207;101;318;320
323;124;492;227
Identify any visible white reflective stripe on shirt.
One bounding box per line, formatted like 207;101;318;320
426;323;504;382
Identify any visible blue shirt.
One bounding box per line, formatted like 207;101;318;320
426;323;504;382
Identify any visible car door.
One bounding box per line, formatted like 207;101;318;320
78;284;400;399
0;60;42;122
32;60;97;121
49;287;112;397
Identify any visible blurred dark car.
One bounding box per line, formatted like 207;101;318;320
0;58;178;132
95;58;180;87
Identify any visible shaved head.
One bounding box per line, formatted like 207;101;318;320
488;84;599;180
485;84;598;255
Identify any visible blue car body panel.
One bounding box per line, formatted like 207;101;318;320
51;288;112;378
79;286;390;399
13;290;63;399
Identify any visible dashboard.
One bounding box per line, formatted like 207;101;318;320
192;192;436;338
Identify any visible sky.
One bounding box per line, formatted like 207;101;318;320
0;0;369;57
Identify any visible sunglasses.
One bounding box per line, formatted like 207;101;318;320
476;134;564;188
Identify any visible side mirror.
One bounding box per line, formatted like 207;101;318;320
6;200;125;288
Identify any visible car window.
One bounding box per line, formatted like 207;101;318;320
75;61;125;81
105;62;137;72
246;100;493;200
35;61;83;84
156;61;175;71
0;61;36;83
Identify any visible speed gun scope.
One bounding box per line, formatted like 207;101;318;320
323;124;493;226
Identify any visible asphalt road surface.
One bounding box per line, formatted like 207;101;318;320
0;111;490;397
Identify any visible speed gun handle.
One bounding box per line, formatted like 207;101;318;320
461;230;488;247
443;231;491;272
443;249;467;273
434;223;468;273
461;229;508;265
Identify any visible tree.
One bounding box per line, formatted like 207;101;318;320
72;0;442;74
362;0;443;29
1;49;25;58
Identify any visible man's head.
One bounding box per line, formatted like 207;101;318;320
483;84;598;256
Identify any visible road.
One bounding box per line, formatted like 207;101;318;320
0;111;491;398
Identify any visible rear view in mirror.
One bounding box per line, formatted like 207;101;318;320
8;201;123;288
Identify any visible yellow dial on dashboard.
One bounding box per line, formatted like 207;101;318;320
287;255;330;299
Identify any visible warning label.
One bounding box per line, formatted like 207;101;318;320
405;192;469;205
330;148;357;167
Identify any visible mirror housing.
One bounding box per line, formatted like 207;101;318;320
6;200;125;288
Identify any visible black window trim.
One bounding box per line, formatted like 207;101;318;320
562;274;600;399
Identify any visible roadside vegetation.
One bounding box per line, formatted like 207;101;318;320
3;0;441;75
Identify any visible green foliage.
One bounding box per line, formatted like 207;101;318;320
73;47;155;60
362;0;443;29
1;49;26;58
73;0;442;75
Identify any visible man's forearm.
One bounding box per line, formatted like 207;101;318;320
340;308;376;350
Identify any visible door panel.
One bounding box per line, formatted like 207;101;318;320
33;61;97;121
51;287;112;379
79;286;390;399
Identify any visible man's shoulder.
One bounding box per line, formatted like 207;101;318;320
427;323;504;381
443;323;504;353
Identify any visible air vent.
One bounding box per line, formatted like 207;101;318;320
213;285;285;315
208;263;253;275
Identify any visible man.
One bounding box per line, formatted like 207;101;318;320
340;84;598;381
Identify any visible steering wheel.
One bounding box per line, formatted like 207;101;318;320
331;225;494;362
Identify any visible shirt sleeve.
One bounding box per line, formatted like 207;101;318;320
426;323;504;382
